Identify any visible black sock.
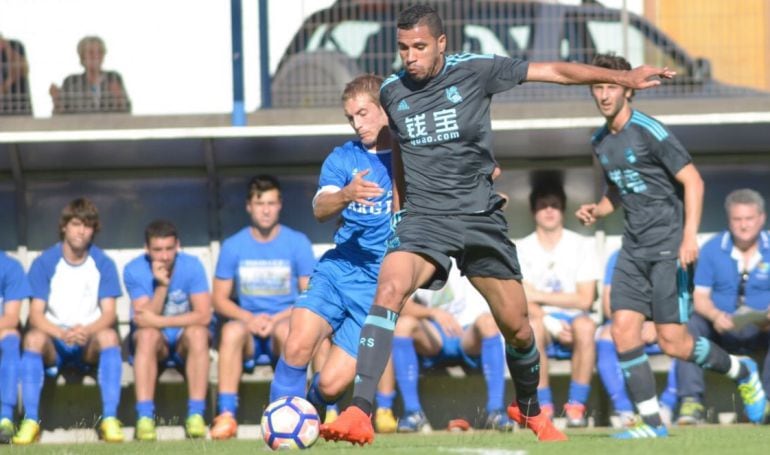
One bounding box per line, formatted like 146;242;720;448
351;305;399;415
618;345;662;427
505;340;541;417
688;336;741;377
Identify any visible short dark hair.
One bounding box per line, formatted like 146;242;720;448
247;175;281;201
59;197;100;239
592;53;634;100
529;183;567;213
397;4;444;38
341;74;384;106
144;219;178;244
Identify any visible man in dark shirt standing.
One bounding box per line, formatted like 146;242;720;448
321;5;674;445
576;53;767;439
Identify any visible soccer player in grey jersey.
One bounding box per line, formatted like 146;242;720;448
576;53;767;438
321;5;675;445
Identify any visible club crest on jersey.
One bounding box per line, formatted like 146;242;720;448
445;86;462;104
397;99;410;111
625;148;637;164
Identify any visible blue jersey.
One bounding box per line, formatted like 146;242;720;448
28;243;121;327
695;231;770;313
603;250;620;286
0;252;30;317
316;140;393;276
123;251;210;318
215;225;316;315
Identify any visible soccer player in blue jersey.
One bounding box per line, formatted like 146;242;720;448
210;175;316;439
322;5;675;445
0;252;30;443
576;53;767;438
123;220;212;440
14;198;124;444
268;74;395;425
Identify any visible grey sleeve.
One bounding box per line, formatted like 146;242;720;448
478;55;529;95
652;131;692;177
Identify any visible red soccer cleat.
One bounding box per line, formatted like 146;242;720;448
320;406;375;446
508;403;568;442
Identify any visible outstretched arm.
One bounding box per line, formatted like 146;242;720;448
526;61;675;89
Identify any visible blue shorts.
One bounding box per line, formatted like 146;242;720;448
244;336;275;371
128;325;186;368
294;253;377;358
419;321;480;370
545;312;590;359
50;338;92;376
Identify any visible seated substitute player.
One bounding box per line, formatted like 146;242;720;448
123;220;212;440
576;53;766;439
596;249;678;427
676;188;770;425
0;252;30;443
268;74;396;429
14;198;124;444
517;182;599;428
392;259;515;433
210;175;316;440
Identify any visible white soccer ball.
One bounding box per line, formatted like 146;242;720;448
261;396;320;450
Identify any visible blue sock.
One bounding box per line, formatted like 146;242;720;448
537;387;553;407
188;399;206;417
0;335;20;420
660;359;678;409
136;400;154;419
98;346;122;418
218;393;238;415
481;335;505;413
375;391;395;410
307;372;337;412
393;336;421;413
568;380;591;405
270;356;308;402
597;339;633;412
20;351;43;421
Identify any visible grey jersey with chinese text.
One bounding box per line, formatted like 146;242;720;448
592;110;692;260
381;53;529;214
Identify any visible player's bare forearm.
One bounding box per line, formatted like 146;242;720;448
693;290;721;322
678;164;704;239
84;298;118;335
532;282;597;312
29;299;66;339
313;191;350;222
526;62;675;89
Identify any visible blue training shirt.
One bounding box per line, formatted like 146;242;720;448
215;225;316;315
0;252;31;317
315;140;393;276
695;231;770;313
123;251;210;317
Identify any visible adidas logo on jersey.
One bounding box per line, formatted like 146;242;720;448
397;99;410;111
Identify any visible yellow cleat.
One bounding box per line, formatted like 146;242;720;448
324;407;339;424
375;408;397;433
185;414;207;439
12;419;40;445
98;417;125;443
135;417;157;441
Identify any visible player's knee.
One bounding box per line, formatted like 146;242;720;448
220;321;247;346
135;328;161;350
474;313;499;337
283;336;313;365
272;321;290;344
572;316;597;339
375;279;410;311
96;328;119;348
184;326;210;352
22;329;47;351
394;314;419;336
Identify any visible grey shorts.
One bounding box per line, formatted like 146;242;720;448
610;251;693;324
386;210;522;290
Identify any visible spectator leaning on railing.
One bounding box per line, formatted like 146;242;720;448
0;33;32;115
676;188;770;425
50;36;131;114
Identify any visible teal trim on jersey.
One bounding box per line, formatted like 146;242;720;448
631;111;668;141
364;314;396;331
591;125;609;144
445;52;494;67
381;70;406;90
619;353;649;370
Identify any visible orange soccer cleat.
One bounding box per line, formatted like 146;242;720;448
320;406;374;446
210;412;238;440
507;403;568;442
